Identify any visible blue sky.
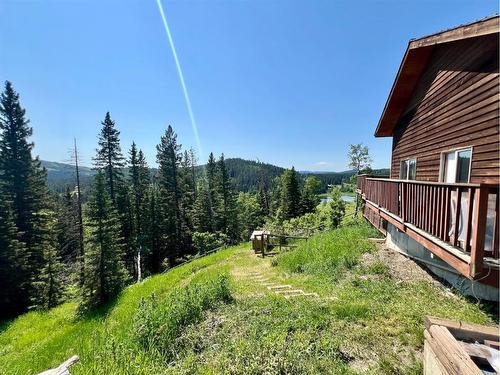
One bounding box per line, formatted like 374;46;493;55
0;1;497;171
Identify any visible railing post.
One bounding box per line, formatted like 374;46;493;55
470;185;489;278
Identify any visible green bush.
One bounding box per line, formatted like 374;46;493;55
192;231;228;254
133;273;232;359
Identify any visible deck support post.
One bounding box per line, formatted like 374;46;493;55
469;185;489;278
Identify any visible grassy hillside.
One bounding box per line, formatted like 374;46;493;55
0;221;495;374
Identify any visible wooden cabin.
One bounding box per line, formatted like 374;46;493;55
357;16;499;300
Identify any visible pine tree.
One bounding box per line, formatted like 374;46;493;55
93;113;134;276
145;183;162;273
0;81;51;315
56;187;80;264
0;197;24;317
81;172;128;309
188;148;197;201
258;177;270;216
32;209;64;309
73;139;85;286
128;143;150;280
192;180;214;233
205;152;218;231
216;154;238;241
156;125;188;266
279;167;301;220
300;176;321;214
180;150;195;233
93;112;125;204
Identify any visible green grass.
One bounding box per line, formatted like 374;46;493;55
0;221;495;374
273;221;379;280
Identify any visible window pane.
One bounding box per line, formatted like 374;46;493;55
400;160;408;179
457;149;471;183
408;159;416;180
443;152;456;183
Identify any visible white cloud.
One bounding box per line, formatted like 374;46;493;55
315;161;330;166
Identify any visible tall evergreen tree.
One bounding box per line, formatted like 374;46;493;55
215;154;238;241
205;152;218;231
156;125;188;266
56;187;80;264
32;209;64;309
81;172;128;309
188;148;197;201
192;179;214;233
93;112;125;204
279;167;301;220
145;183;162;273
0;81;51;315
0;197;24;317
128;143;150;280
93;113;134;276
300;176;321;215
180;150;196;233
258;176;270;216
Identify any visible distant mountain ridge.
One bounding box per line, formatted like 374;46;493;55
41;158;389;193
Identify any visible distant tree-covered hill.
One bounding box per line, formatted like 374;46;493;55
42;158;389;194
41;160;95;193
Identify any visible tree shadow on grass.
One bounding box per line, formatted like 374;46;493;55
76;296;122;323
0;319;13;334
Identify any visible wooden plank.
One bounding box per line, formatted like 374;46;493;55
426;325;482;375
410;16;499;49
405;224;471;276
425;316;500;342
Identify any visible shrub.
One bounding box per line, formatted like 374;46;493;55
133;273;232;360
192;231;228;254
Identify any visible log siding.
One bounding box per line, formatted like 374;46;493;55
390;34;499;184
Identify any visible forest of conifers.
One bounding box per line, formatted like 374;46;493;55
0;81;352;319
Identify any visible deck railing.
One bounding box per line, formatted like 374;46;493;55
357;176;499;277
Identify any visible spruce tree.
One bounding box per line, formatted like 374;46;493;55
0;81;51;314
0;197;24;317
93;113;134;276
128;143;150;280
205;152;218;231
156;125;187;266
81;172;128;309
56;187;80;264
145;183;162;273
300;176;321;215
93;112;125;204
258;177;270;216
180;150;195;234
32;209;64;309
279;167;301;220
192;180;214;233
216;154;238;241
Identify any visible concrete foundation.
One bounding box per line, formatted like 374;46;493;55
385;222;499;302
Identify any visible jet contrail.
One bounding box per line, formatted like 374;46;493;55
156;0;203;158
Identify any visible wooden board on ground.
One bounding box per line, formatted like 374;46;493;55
424;316;500;374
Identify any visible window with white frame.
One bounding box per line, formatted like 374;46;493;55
441;147;472;183
399;158;416;180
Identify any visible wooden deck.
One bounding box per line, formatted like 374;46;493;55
357;175;499;286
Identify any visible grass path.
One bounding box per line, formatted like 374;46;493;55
0;224;496;374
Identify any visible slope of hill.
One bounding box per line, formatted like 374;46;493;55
41;160;95;192
223;158;285;192
0;219;493;374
